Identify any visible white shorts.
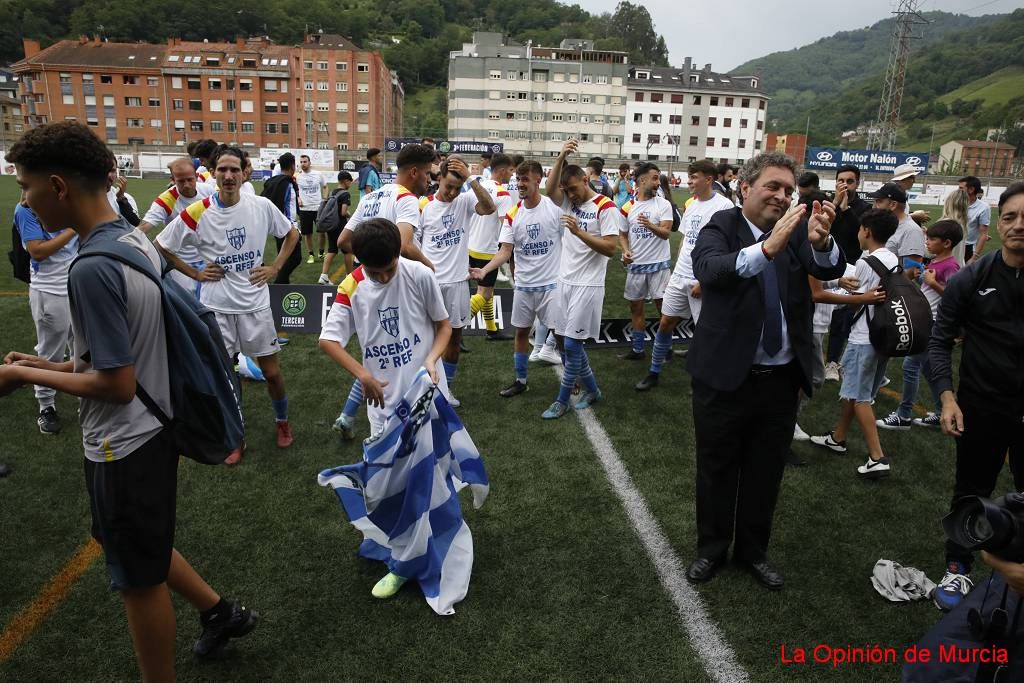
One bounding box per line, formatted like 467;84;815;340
661;278;702;322
556;283;604;341
167;261;204;300
624;268;671;301
511;287;564;331
215;308;280;358
440;281;471;328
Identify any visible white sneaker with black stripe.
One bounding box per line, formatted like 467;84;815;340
876;411;912;431
810;431;847;453
857;455;891;479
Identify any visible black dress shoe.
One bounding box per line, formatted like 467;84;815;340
486;330;511;341
686;557;722;583
634;373;659;391
743;560;784;590
617;350;645;361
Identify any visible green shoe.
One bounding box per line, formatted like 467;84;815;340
574;388;603;410
541;401;569;420
371;572;408;599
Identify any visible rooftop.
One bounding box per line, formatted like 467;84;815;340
952;139;1015;149
628;62;764;95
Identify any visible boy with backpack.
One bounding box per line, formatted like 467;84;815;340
876;219;963;431
317;171;353;285
810;209;901;478
1;121;257;681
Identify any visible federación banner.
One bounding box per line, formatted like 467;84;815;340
384;138;504;155
805;147;929;175
269;284;692;347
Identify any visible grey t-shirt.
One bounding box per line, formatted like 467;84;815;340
886;215;926;262
69;220;172;463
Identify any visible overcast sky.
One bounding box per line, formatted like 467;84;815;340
580;0;1024;71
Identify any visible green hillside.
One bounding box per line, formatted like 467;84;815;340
938;65;1024;107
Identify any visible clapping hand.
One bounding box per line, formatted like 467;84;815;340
807;200;836;250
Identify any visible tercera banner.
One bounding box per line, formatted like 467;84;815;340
805;147;929;175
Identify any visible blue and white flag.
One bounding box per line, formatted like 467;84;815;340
317;368;489;615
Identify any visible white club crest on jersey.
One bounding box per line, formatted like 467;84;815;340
227;226;247;250
378;306;401;338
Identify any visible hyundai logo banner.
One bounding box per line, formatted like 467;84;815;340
805;147;929;175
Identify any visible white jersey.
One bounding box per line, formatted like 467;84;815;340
418;191;477;285
673;192;734;281
241;181;256;196
558;194;623;287
466;179;515;258
345;183;420;234
296;170;327;211
620;196;673;271
321;258;449;427
499;196;564;290
156;193;292;314
143;184;216;265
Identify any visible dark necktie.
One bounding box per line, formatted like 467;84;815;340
758;233;783;356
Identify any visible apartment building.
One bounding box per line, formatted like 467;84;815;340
938;139;1016;177
448;32;629;158
11;33;402;152
624;58;767;164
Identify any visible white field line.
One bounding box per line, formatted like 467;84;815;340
557;368;749;683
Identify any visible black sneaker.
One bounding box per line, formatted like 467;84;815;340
634;373;659;391
194;600;259;659
0;462;10;478
38;407;61;435
486;330;511;341
459;340;471;353
499;380;528;397
617;350;645;361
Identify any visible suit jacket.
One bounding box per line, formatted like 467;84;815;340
687;207;847;395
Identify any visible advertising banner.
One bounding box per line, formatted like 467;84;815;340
259;148;335;170
383;138;504;155
805;147;928;175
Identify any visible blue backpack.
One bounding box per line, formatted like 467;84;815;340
70;238;244;465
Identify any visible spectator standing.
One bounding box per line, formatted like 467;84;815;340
958;175;990;263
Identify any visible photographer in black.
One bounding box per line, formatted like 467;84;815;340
903;181;1024;683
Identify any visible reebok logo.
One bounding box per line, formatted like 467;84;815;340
978;288;997;296
889;298;912;352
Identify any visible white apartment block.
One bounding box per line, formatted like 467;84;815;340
624;59;768;164
448;32;629;158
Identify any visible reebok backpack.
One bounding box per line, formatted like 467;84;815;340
69;238;244;464
8;222;31;284
854;255;933;357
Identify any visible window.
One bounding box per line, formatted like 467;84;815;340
551;93;565;102
126;118;144;128
62;94;75;105
190;121;203;132
148;97;160;107
336;122;349;132
633;113;642;123
707;138;715;146
103;95;115;106
532;113;543;121
756;120;764;129
569;73;579;83
650;114;662;124
262;79;275;91
693;95;701;105
725;97;734;106
567;94;578;103
518;92;529;100
611;97;622;105
265;102;278;113
596;95;606;104
282;123;289;134
304;81;314;91
534;71;547;82
632;133;641;143
516;112;527;120
740;118;749;128
317;61;328;70
335;61;348;71
488;112;500;120
336;102;348;112
226;99;236;112
318;102;329;112
552;113;564;122
123;76;137;85
671;94;684;104
581;94;591;104
582;74;592;84
551;132;563;141
228;121;237;133
581;114;590;124
609;135;621;143
357;123;369;133
59;72;72;84
150;119;162;128
708;117;717;126
691;116;700;126
207;121;221;132
647;134;660;144
651;93;664;103
724;118;732;127
759;100;765;110
317;81;329;91
86;116;99;126
489;70;501;80
172;99;183;111
488;130;499;140
741;98;750;108
610;117;621;125
721;138;730;147
357;103;369;113
506;71;517;81
505;112;514;120
84;95;97;106
186;78;200;91
240;100;253;113
188;100;202;111
101;75;113;84
82;73;94;82
596;75;608;85
738;139;746;149
357;63;369;72
239;80;252;91
689;136;698;145
669;114;682;125
124;96;142;107
567;114;577;123
634;92;645;102
265;123;277;134
241;122;254;133
303;60;313;70
710;97;719;106
206;57;220;67
357;83;369;93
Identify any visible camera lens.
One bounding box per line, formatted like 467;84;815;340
969;514;994;543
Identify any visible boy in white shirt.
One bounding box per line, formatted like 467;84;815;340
157;145;300;463
542;140;621;419
418;156;496;402
319;218;451;438
618;162;674;361
810;209;900;478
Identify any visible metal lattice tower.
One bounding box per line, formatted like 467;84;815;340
868;0;927;150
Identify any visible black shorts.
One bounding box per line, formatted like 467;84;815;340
298;210;317;235
84;429;178;590
326;226;343;254
469;255;498;287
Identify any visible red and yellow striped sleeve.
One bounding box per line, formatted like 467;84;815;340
334;266;366;306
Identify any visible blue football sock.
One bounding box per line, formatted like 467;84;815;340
443;359;458;385
272;396;289;422
579;349;599;394
557;338;584;405
631;330;645;354
343;379;363;418
534;321;550;350
514;351;529;382
650;329;674;375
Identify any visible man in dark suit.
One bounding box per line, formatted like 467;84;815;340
686;152;847;590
